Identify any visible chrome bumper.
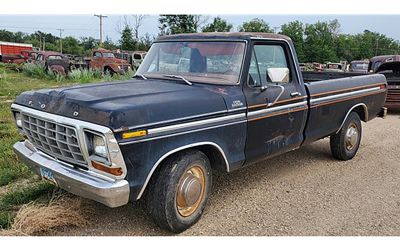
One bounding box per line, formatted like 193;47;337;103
13;140;130;208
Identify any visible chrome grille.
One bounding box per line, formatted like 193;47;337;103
21;113;86;166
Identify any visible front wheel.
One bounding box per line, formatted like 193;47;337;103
145;150;212;233
330;112;362;160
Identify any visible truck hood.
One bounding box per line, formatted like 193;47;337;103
14;79;228;131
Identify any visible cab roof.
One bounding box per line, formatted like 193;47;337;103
156;32;291;42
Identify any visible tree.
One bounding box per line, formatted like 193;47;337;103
119;25;136;51
303;21;338;62
280;21;305;62
62;36;84;55
102;36;118;51
80;36;98;52
132;15;146;40
202;17;233;32
158;15;197;35
238;18;273;33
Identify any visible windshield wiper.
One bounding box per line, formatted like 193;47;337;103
163;74;193;86
134;74;148;80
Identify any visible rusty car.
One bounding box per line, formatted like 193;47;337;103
86;48;131;74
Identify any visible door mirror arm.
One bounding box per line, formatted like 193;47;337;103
266;84;285;107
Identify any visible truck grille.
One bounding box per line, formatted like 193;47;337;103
387;86;400;103
21;113;87;166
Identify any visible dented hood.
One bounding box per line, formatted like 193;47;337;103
14;79;228;131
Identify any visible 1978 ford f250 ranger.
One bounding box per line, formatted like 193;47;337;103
11;33;387;233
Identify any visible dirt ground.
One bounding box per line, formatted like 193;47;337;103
54;113;400;236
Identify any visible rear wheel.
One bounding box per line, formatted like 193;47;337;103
330;112;362;160
145;150;212;233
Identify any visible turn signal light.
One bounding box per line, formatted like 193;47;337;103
91;161;123;176
122;130;147;139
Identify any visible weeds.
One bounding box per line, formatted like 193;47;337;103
0;182;55;211
21;63;48;79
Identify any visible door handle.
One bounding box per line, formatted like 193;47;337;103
290;92;302;97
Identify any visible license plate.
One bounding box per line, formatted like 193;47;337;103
40;167;57;185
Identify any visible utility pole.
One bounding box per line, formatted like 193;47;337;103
273;26;280;34
375;37;380;56
94;14;108;45
57;28;64;53
43;37;46;51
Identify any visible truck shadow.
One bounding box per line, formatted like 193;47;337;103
55;139;335;236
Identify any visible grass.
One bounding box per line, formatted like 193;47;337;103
0;63;134;231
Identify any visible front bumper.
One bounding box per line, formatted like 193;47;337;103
13;140;130;208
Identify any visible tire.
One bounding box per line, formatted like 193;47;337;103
330;112;362;160
145;150;212;233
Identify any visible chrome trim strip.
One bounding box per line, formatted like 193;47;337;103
119;119;246;145
136;141;229;199
11;103;127;181
147;113;245;135
113;109;228;132
311;87;381;105
248;101;308;118
335;103;368;134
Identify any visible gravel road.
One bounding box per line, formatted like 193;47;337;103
55;113;400;236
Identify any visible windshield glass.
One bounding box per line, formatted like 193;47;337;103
136;41;246;84
103;52;115;58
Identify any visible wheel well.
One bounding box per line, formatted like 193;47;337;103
104;66;113;72
352;105;367;122
138;143;228;200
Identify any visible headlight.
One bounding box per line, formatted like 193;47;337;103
93;135;107;158
14;112;22;128
85;131;109;163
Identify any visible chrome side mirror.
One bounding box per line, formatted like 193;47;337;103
267;68;290;84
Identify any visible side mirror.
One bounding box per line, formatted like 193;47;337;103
267;68;290;84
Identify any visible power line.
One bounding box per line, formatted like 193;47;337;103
94;14;108;44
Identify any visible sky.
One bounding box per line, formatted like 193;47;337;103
0;15;399;42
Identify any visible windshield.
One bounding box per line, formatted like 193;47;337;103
136;41;246;84
103;52;115;58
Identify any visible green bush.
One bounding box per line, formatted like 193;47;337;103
68;69;102;83
22;63;48;79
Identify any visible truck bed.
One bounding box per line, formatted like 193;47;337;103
302;71;367;83
303;74;387;144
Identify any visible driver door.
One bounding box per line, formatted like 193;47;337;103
244;41;308;164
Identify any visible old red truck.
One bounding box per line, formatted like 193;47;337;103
86;48;131;74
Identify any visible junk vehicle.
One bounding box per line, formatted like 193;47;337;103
349;60;369;73
0;41;32;63
11;33;388;233
64;54;88;70
324;62;345;72
86;48;131;74
31;51;70;76
369;55;400;110
114;50;147;70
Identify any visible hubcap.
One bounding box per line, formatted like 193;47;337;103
176;166;205;217
345;123;359;151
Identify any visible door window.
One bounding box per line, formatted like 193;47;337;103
248;44;290;87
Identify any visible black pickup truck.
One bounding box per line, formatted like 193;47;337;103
11;33;387;233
